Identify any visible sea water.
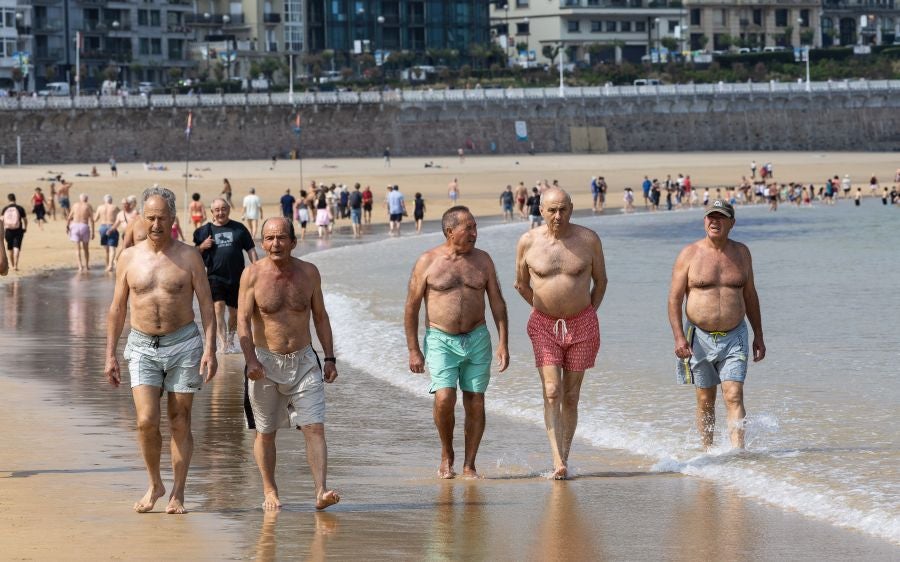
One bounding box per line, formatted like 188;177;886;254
311;201;900;544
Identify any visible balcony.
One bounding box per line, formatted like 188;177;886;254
263;13;281;24
184;13;232;25
34;47;63;60
34;19;64;33
223;14;245;25
16;24;33;36
823;0;895;10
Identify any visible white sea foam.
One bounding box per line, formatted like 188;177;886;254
323;289;900;545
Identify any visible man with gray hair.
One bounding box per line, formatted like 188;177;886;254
194;197;257;352
242;187;263;239
105;186;217;514
94;194;120;271
404;205;509;479
66;193;95;271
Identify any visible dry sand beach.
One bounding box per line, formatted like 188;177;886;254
1;152;898;560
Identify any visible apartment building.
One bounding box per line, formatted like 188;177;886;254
306;0;491;65
821;0;898;47
685;0;823;51
491;0;685;65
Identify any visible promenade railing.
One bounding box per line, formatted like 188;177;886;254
3;80;898;112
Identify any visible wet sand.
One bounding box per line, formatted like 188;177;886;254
1;273;898;559
1;151;897;277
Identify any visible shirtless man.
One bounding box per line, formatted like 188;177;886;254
405;206;509;479
515;188;607;479
515;182;528;219
105;187;217;514
94;195;120;271
238;217;340;511
66;193;95;271
56;177;72;217
668;200;765;450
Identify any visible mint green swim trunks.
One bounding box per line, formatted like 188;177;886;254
424;323;492;394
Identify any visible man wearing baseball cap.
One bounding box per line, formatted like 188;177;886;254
667;199;766;450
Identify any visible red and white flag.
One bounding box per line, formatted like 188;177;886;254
185;111;193;139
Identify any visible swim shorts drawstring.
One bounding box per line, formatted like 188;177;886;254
553;319;568;342
709;331;727;343
151;335;160;349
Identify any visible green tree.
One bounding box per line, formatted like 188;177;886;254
542;44;561;64
103;65;117;83
167;67;183;85
661;37;679;52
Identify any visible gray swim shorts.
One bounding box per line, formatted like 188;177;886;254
125;323;204;393
676;321;749;388
248;345;325;434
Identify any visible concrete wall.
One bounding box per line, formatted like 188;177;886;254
1;91;898;164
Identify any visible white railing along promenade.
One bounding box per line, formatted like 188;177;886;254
2;80;898;112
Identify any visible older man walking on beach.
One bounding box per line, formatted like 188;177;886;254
105;186;217;515
94;195;120;272
515;188;607;479
405;206;509;479
237;217;340;511
668;200;765;451
194;198;257;352
66;193;95;271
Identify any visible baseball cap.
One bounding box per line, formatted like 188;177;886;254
705;199;735;218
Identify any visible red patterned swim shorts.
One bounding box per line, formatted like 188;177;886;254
526;306;600;371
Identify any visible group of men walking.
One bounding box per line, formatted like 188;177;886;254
101;184;764;514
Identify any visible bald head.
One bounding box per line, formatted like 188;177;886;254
540;187;571;208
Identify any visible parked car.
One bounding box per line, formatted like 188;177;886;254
633;78;662;86
37;82;70;97
138;82;160;95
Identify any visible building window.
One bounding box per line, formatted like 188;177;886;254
150;11;160;27
775;9;787;27
635;20;645;32
151;38;161;55
139;37;149;55
717;10;726;26
138;10;148;26
753;9;762;27
690;9;700;26
568;20;580;33
605;20;616;32
516;0;528;6
516;21;529;35
799;9;809;27
591;20;602;32
587;0;600;5
620;21;631;32
669;20;677;32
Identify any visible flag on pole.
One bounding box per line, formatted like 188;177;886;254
75;31;83;52
185;111;193;139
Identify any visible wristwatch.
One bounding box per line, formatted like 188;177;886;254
323;357;336;364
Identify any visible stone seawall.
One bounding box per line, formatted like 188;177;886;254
1;90;898;164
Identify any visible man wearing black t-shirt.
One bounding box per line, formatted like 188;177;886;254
194;198;257;352
2;193;28;272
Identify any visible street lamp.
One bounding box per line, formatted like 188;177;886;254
377;15;385;90
654;18;661;66
798;17;810;92
501;4;510;65
203;12;211;76
522;17;530;65
222;15;232;84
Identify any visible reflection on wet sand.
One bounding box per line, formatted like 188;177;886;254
669;480;748;561
253;508;340;561
531;483;604;561
427;483;489;560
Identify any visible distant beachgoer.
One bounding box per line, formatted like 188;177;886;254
2;193;27;272
57;178;72;215
650;179;661;211
404;206;509;479
47;182;57;220
94;194;120;272
668;199;765;450
413;192;426;233
349;184;363;238
105;186;217;514
221;178;233;206
855;187;862;206
623;187;635;213
869;175;879;198
642;176;652;209
171;216;185;241
383;146;391;168
242;187;263;238
387;185;406;236
189;193;206;229
237;217;340;511
67;193;95;271
515;182;528;219
448;178;459;204
457;147;465;163
109;156;117;177
596;176;607;213
280;189;295;220
499;185;514;223
361;185;373;224
841;175;851;198
194;198;257;352
515;188;607;479
882;186;889;206
315;202;332;239
750;160;757;179
91;166;100;177
270;155;277;170
294;191;310;241
526;187;542;229
31;187;47;229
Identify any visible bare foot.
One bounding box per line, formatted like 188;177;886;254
552;466;569;480
315;490;340;510
438;458;456;479
462;467;482;479
262;491;282;511
133;485;166;513
165;496;188;514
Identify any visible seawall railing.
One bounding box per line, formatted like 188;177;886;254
2;80;898;112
